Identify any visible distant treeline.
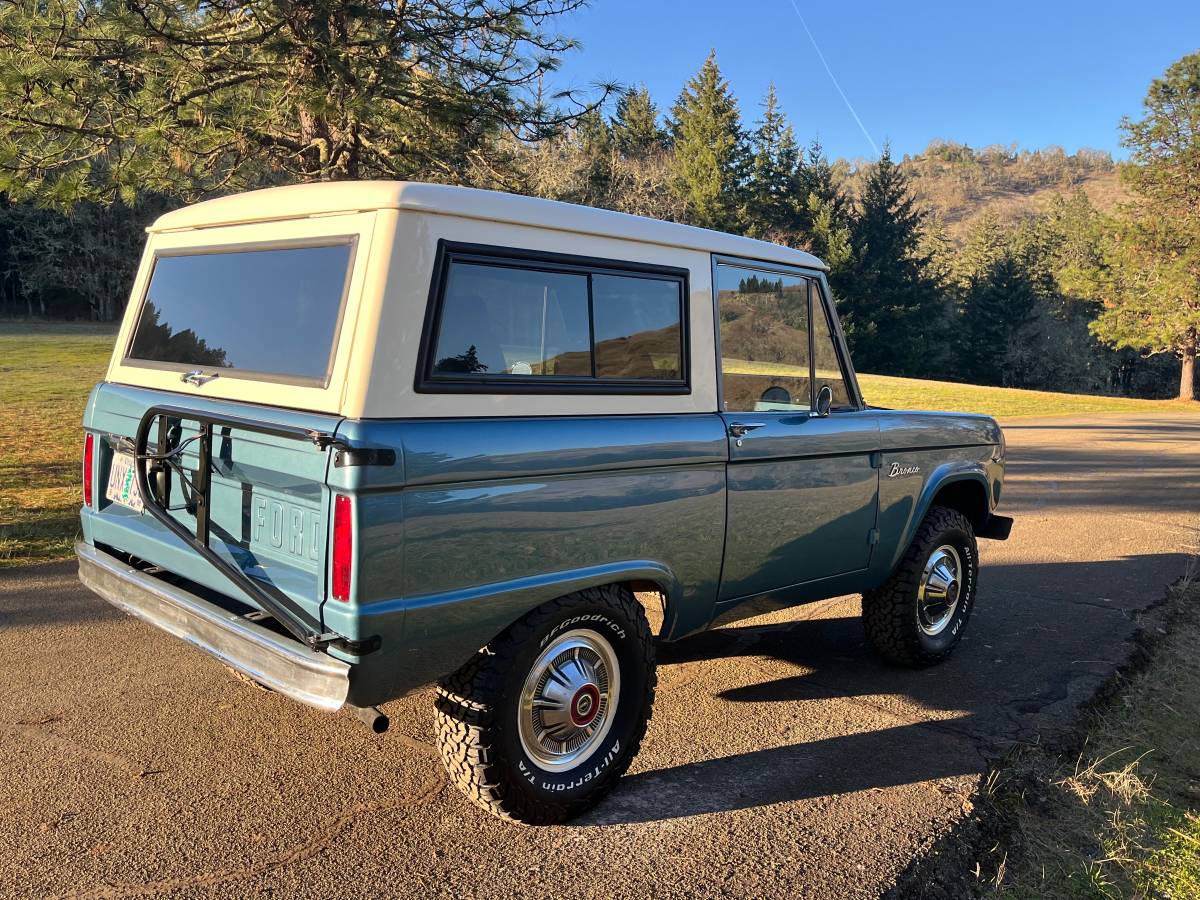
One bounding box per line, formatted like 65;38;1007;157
0;3;1194;400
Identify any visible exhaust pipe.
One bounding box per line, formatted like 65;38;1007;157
346;704;389;734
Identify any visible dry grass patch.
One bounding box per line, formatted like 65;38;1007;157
980;577;1200;899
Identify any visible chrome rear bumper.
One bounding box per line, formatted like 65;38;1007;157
76;542;350;710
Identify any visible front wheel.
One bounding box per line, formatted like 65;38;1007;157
862;505;978;668
435;584;656;824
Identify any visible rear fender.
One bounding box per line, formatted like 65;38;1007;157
355;560;682;706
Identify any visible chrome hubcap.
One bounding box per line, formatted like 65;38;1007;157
518;629;620;772
918;544;963;636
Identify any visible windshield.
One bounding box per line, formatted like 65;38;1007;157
125;241;354;385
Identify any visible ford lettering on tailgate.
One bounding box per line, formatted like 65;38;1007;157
251;494;322;562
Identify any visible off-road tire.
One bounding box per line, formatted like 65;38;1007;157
434;584;656;824
862;505;978;668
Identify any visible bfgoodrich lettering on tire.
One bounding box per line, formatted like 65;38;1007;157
862;505;979;668
434;584;656;824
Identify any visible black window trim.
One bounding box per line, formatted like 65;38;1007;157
710;254;865;413
415;240;691;395
809;274;865;411
122;235;360;389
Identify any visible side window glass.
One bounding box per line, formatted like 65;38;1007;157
810;287;852;408
433;263;590;377
592;274;683;380
716;263;811;412
428;256;686;387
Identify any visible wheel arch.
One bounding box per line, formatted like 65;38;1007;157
929;476;990;530
880;464;991;578
375;560;682;704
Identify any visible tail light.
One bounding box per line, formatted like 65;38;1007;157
82;433;95;508
331;494;353;602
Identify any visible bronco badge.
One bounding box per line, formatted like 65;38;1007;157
887;462;921;478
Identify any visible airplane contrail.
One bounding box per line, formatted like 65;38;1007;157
786;0;881;158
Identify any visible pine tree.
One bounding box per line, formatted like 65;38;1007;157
840;147;946;376
0;0;610;204
959;249;1040;385
799;140;853;274
573;110;614;206
954;212;1009;288
1092;208;1200;400
611;86;665;156
1097;51;1200;401
743;84;802;240
668;51;748;232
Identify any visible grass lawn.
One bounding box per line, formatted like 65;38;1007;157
859;373;1195;419
0;323;117;567
0;324;1195;567
726;358;1196;418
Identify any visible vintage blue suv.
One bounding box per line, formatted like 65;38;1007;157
77;182;1010;823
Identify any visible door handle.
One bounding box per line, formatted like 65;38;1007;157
728;422;766;438
180;370;219;387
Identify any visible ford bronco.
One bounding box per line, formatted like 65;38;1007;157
77;182;1010;823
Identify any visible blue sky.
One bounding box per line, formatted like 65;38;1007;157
548;0;1200;162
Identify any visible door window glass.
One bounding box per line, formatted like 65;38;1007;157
811;289;852;408
715;263;811;411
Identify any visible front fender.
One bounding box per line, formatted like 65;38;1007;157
872;456;993;582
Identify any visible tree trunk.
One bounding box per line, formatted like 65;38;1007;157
1181;333;1196;402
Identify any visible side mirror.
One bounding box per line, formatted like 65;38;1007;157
815;385;834;418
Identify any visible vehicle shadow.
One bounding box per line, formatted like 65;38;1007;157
587;552;1189;825
0;559;124;630
999;417;1200;516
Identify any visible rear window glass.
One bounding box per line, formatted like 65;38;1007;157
428;255;685;388
126;243;353;384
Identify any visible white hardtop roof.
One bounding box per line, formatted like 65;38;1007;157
149;180;827;271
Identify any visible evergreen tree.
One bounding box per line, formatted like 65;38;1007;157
668;51;748;232
1098;50;1200;400
955;212;1009;286
798;141;853;274
743;84;802;240
840;147;946;376
0;0;609;205
611;86;665;156
1092;208;1200;400
574;109;614;204
959;249;1040;385
1121;52;1200;215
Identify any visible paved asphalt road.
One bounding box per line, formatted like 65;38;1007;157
1;413;1197;900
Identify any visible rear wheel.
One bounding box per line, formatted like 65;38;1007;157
863;505;978;667
435;584;655;824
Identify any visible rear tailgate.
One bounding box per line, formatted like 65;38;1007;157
82;383;341;629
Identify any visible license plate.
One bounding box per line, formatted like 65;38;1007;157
105;452;144;512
